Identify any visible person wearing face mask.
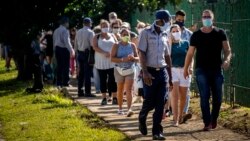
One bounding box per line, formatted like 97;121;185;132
174;10;193;41
111;19;123;41
137;9;173;140
166;10;193;121
109;12;118;24
111;28;139;116
168;24;192;127
184;9;232;131
92;19;118;105
53;16;75;88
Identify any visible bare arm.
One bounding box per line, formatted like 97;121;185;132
92;35;108;55
184;46;196;79
165;54;172;87
131;43;140;62
221;40;232;70
110;43;122;63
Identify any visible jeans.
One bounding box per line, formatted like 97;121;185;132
55;46;70;87
139;68;168;135
195;68;224;126
77;51;91;94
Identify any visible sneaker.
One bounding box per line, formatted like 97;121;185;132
152;134;165;140
117;109;124;115
112;97;118;105
127;109;134;117
101;98;107;105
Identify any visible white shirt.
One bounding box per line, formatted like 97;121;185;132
74;26;94;52
53;25;73;53
95;33;116;70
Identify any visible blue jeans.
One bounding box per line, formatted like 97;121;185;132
55;47;70;87
195;68;224;126
139;68;168;135
77;50;92;94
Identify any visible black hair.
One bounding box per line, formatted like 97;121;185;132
175;10;186;17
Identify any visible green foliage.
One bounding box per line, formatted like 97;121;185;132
64;0;183;27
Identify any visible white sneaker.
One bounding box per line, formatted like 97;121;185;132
127;109;134;117
117;109;124;115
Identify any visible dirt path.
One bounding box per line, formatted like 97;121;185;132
66;80;250;141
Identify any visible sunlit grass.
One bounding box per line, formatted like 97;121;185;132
0;59;129;141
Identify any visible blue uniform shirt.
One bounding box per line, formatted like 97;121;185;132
138;25;170;68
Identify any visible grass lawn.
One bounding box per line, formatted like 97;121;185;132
0;59;129;141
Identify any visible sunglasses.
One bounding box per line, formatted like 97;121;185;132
202;16;212;19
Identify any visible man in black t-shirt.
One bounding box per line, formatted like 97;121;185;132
183;9;231;131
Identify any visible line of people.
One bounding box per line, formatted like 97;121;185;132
25;8;231;140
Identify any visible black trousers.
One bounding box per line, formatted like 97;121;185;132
32;54;43;89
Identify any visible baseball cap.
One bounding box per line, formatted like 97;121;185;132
155;10;171;22
83;17;93;24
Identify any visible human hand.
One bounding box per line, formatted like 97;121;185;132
221;60;230;70
142;70;155;86
127;54;134;61
70;49;75;58
183;68;190;79
105;52;110;58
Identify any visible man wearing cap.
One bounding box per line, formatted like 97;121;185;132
53;16;75;88
74;17;96;97
138;10;173;140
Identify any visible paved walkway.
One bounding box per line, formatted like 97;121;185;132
66;78;250;141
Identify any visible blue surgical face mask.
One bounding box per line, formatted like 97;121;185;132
202;18;213;27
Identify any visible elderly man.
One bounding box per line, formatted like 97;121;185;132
53;16;75;88
75;17;96;97
138;10;173;140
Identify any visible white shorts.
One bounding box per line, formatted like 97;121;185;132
171;67;191;87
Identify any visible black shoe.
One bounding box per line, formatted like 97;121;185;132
152;134;165;140
139;122;147;135
85;93;96;97
78;90;84;97
26;88;42;93
101;98;107;105
112;97;118;105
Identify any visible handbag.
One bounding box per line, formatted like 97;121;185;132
88;46;95;66
116;65;135;76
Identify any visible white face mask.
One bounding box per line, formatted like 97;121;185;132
112;28;120;34
101;28;109;33
110;19;116;23
154;20;170;32
172;32;181;41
